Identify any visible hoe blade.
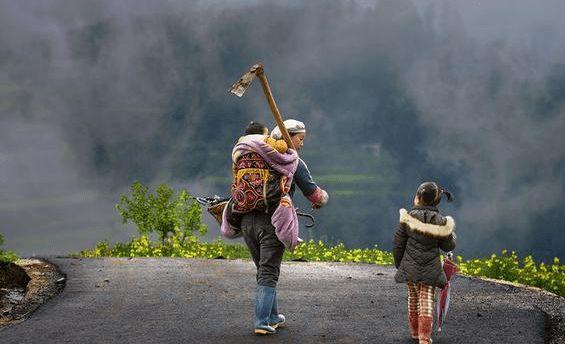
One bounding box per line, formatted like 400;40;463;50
229;63;262;97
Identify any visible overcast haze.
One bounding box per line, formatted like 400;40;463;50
0;0;563;260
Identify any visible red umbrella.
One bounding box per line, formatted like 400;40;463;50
437;252;459;332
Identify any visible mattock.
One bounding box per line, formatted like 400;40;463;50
229;63;296;152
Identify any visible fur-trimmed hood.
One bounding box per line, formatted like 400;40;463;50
399;208;455;238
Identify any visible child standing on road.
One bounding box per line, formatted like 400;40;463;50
393;182;456;344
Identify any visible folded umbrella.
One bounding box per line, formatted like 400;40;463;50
437;252;459;332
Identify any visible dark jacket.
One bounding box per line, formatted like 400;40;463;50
290;158;329;207
393;205;456;288
289;158;318;198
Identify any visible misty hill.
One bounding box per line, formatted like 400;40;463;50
0;0;564;260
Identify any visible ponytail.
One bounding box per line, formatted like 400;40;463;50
440;187;454;203
417;182;454;206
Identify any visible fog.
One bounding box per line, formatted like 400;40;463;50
1;0;563;260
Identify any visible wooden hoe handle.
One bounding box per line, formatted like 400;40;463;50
255;65;296;151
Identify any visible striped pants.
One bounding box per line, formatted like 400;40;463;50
408;282;435;317
407;282;435;344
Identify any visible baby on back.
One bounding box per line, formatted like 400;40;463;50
237;121;288;153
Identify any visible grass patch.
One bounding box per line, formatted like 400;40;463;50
457;250;565;297
80;234;393;265
0;234;19;263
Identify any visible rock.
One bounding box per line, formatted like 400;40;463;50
1;259;65;329
0;263;31;289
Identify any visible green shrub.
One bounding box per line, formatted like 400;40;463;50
0;233;19;263
81;232;250;259
284;240;394;265
457;250;565;297
80;236;392;264
116;181;206;244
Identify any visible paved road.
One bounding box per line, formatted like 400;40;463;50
0;258;560;343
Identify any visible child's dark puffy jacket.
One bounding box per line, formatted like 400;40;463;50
393;205;456;288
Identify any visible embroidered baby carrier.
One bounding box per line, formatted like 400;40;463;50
231;152;285;213
221;137;300;249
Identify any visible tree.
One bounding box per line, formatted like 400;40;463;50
116;181;207;244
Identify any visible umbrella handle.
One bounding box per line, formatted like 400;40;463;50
296;211;315;228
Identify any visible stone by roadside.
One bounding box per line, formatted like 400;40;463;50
0;259;65;328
